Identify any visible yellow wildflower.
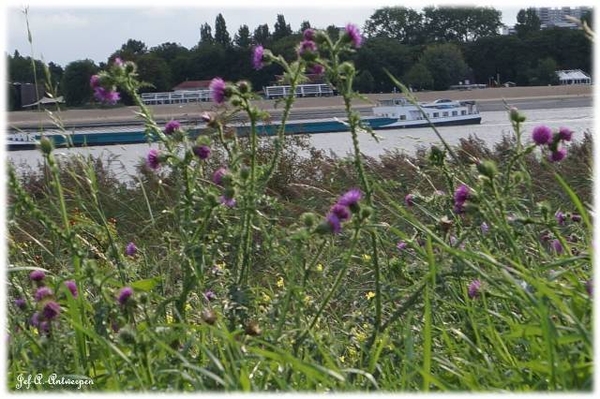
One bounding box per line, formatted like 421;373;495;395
315;263;324;272
276;276;285;288
362;254;371;262
166;312;174;324
365;291;376;300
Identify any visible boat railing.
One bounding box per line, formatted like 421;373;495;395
263;84;335;99
141;90;211;105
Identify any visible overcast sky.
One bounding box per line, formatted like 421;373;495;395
3;0;593;67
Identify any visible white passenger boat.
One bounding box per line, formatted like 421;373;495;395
368;98;481;129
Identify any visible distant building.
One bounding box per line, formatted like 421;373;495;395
501;26;517;35
9;82;45;110
171;80;212;92
535;6;592;29
556;69;592;85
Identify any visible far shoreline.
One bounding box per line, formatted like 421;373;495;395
7;85;593;129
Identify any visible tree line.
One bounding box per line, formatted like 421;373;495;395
6;6;593;109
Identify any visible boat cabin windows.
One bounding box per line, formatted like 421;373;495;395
433;112;439;118
452;111;458;116
461;110;467;115
442;112;449;117
399;115;406;120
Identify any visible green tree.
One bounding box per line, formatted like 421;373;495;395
200;23;214;45
531;57;559;86
253;24;271;45
420;43;469;90
273;14;292;41
325;25;340;41
353;37;413;92
354;70;375;93
234;25;252;48
581;10;593;28
150;42;189;62
363;7;424;44
403;62;434;90
299;20;312;33
423;6;502;42
137;53;172;92
61;59;98;106
214;13;231;47
118;39;148;59
7;50;46;84
515;8;541;38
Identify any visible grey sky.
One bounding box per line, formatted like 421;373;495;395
3;0;590;67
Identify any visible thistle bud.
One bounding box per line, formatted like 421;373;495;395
245;321;261;336
476;160;498;179
509;107;526;123
39;136;53;155
300;212;317;228
201;309;217;325
237;80;251;94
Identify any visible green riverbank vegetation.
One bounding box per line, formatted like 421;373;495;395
7;26;592;392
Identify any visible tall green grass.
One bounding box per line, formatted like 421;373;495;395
6;25;592;392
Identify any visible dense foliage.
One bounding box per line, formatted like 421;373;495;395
6;6;593;109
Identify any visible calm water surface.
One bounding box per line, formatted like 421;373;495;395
8;107;593;181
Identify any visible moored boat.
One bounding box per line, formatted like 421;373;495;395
6;98;481;150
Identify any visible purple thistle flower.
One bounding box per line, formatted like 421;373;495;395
30;270;46;282
117;287;134;305
204;290;217;301
337;188;362;208
549;147;567;163
220;195;236;207
309;63;325;75
303;28;315;41
298;40;317;56
468;279;482;299
34;287;53;302
551;239;564;254
164;120;181;135
326;213;342;234
30;312;41;327
558;127;573;142
555;211;567;225
396;241;407;251
344;24;363;48
330;203;350;221
193;145;211;160
14;298;27;310
42;300;61;320
571;213;582;223
252;46;265;70
480;222;489;234
125;242;138;257
454;184;470;205
146;149;161;170
90;74;101;89
212;167;228;186
114;57;124;67
404;193;415;207
532;125;553;145
209;77;227;104
93;87;120;105
64;280;78;297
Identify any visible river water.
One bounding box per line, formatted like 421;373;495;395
7;106;593;181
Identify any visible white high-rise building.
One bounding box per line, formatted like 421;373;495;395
535;6;592;29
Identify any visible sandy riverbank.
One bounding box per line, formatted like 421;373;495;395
7;85;593;128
